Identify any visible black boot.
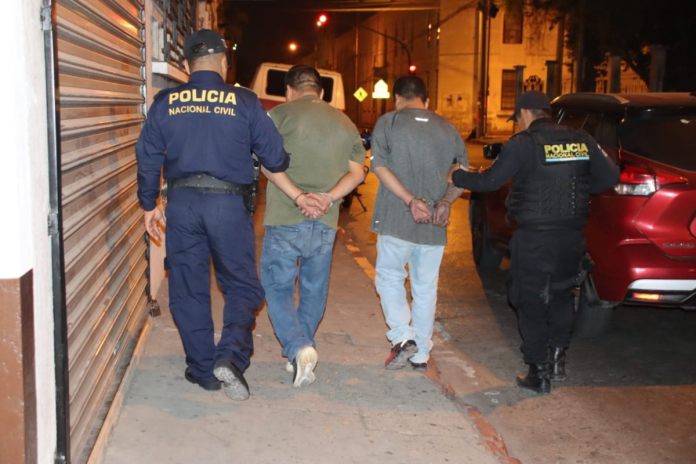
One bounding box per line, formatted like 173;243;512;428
550;347;567;382
516;363;551;394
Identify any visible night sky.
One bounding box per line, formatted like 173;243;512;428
224;1;358;85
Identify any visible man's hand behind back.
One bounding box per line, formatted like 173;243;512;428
297;192;332;219
432;200;451;227
409;198;432;224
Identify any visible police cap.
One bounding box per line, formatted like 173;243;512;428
508;91;551;121
184;29;227;60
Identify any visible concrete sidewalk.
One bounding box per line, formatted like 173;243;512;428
101;232;499;464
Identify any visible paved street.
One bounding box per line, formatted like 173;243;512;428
338;142;696;463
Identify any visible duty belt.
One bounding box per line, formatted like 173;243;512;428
169;173;251;195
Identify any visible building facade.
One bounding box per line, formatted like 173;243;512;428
330;0;568;136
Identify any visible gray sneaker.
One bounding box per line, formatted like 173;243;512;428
293;346;318;388
213;359;250;400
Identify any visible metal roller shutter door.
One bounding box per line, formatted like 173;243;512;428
55;0;148;461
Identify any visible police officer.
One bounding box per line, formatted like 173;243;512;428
449;91;619;394
136;29;290;400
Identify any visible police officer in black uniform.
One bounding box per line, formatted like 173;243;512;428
136;29;290;400
450;91;619;394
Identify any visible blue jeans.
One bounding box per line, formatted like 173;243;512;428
260;221;337;361
375;234;445;364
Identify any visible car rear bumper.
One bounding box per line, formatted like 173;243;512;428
593;241;696;307
625;279;696;309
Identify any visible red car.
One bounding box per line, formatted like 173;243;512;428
470;92;696;336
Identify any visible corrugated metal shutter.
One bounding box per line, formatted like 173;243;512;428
55;0;148;461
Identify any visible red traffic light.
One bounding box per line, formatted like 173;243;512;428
408;64;417;74
317;13;328;27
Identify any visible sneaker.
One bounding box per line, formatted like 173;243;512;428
384;340;417;370
409;360;428;372
213;359;250;400
293;346;318;388
285;361;294;373
184;367;221;391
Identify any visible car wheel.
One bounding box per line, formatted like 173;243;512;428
469;199;503;271
573;275;614;339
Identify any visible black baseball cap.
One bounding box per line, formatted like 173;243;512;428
507;91;551;121
183;29;227;60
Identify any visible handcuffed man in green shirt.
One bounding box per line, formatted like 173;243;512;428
261;65;366;388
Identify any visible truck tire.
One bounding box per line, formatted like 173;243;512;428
573;276;614;339
469;199;503;271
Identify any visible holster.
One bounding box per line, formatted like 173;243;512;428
244;154;261;215
572;253;595;311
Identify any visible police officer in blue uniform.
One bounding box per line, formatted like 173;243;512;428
449;91;619;394
136;29;290;400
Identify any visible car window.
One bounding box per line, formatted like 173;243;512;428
619;114;696;170
585;114;620;149
556;108;588;130
265;69;334;103
556;108;619;149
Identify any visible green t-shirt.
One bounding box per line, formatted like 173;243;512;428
264;95;365;228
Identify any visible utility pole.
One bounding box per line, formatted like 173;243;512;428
573;0;586;92
476;0;491;138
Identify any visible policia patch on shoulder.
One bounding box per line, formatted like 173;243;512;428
543;142;590;163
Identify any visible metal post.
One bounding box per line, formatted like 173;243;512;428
476;0;490;138
42;1;70;462
573;0;586;92
607;54;621;93
354;13;361;127
649;45;666;92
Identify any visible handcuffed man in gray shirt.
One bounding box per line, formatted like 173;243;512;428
371;75;467;372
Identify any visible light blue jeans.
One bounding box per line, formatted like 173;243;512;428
375;234;445;363
260;221;337;361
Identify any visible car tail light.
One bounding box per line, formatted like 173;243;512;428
614;164;687;196
631;292;661;302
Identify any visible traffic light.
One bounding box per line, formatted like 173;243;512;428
316;13;328;27
408;64;417;74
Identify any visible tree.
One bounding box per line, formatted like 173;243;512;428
505;0;696;91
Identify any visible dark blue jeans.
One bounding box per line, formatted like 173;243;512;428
260;221;337;361
165;189;263;383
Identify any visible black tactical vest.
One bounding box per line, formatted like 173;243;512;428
507;121;592;229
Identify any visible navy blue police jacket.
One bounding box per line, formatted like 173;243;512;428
136;70;289;211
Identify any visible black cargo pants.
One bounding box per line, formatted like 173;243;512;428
508;228;585;365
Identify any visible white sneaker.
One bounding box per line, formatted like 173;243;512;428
285;361;294;373
293;346;318;388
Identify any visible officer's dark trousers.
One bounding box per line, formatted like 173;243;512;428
509;228;585;365
165;189;264;383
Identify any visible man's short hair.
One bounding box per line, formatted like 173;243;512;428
285;64;322;93
393;76;427;103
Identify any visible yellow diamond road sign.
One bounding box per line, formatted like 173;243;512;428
353;87;368;102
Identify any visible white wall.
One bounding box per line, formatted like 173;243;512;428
2;0;55;461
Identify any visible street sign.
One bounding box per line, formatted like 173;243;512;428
372;79;390;99
353;87;368;102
